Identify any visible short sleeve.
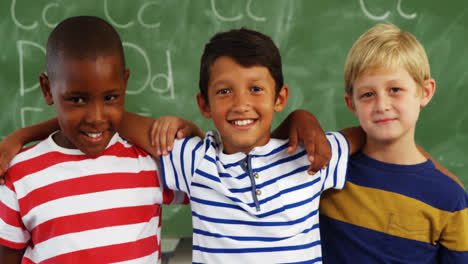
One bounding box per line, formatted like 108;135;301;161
0;178;30;249
439;193;468;262
160;135;208;195
321;131;350;191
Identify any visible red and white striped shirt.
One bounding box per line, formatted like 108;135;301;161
0;132;186;264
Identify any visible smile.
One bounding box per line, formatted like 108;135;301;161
375;118;396;124
85;132;103;138
230;119;255;126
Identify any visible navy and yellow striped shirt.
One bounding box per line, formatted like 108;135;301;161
319;151;468;263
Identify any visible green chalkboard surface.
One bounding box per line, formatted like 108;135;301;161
1;0;467;237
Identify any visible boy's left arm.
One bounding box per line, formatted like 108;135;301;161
439;192;468;262
272;110;331;174
272;110;366;174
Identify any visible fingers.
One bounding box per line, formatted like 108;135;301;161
287;129;299;154
150;119;162;156
177;126;192;139
151;116;188;157
157;119;173;156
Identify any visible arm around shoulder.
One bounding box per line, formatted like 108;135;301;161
339;126;366;156
0;118;59;177
119;112;205;157
0;245;25;264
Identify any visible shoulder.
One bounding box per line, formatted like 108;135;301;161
349;154;467;212
429;165;468;211
251;138;310;166
8;136;52;169
326;131;350;153
172;130;220;155
108;134;153;159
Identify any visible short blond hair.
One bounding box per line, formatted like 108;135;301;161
344;24;431;96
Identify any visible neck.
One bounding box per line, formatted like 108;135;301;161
362;136;427;165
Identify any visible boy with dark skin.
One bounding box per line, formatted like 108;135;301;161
0;16;189;264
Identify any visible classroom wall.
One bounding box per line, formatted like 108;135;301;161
1;0;467;237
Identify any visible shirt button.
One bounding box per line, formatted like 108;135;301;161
256;189;262;196
254;173;259;179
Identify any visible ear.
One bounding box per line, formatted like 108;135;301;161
273;85;289;112
420;78;435;107
196;93;212;119
344;94;357;115
39;73;53;105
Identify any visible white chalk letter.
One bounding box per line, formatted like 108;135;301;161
138;2;161;29
211;0;243;21
123;42;151;95
359;0;390;21
246;0;266;22
151;50;174;99
11;0;38;30
104;0;135;28
21;107;43;128
17;40;46;96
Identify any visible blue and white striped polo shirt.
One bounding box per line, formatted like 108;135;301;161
161;131;349;264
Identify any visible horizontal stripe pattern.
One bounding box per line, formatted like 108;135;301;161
0;133;182;264
319;151;468;263
161;131;349;263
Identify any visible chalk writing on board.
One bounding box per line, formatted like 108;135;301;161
104;0;161;29
123;43;174;99
11;0;38;30
18;40;45;96
210;0;266;22
21;107;43;128
360;0;416;21
11;0;60;29
42;3;60;28
150;50;174;99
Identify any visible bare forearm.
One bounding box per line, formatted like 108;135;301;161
14;118;59;145
339;126;366;155
0;245;25;264
119;111;156;156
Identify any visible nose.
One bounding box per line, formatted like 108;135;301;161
231;90;251;113
85;101;106;126
375;94;391;112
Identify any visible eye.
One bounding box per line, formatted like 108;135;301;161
389;87;401;93
69;97;84;104
360;92;374;98
104;95;118;101
216;88;230;95
251;86;263;92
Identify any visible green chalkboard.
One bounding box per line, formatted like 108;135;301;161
1;0;467;237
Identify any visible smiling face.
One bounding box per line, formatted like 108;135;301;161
40;55;129;155
197;56;288;154
346;67;434;147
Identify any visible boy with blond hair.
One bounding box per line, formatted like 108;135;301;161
319;23;468;263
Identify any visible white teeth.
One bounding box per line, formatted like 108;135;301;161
233;120;254;126
86;132;102;138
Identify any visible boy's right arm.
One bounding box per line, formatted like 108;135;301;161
0;118;59;177
119;112;205;157
0;245;25;264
